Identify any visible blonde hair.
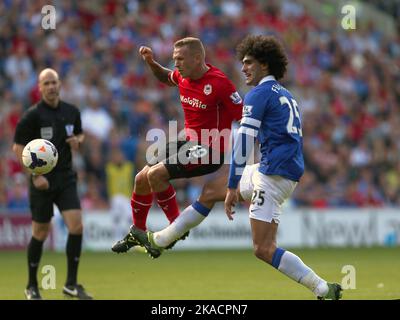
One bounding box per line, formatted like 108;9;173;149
174;37;205;58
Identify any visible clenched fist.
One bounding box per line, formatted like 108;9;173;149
139;46;154;63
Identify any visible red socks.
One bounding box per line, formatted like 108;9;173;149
131;193;153;231
131;185;180;231
156;184;180;223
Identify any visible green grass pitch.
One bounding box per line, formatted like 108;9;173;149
1;247;399;300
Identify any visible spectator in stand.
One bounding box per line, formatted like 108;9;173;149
1;0;400;209
6;173;29;213
106;147;135;239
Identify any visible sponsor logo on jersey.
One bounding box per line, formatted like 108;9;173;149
230;91;242;104
242;105;253;117
271;84;282;93
203;84;212;95
180;95;207;109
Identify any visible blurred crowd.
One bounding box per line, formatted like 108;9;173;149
1;0;400;214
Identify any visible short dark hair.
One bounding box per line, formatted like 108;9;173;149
236;35;288;80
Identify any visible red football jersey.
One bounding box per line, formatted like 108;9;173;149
168;64;243;152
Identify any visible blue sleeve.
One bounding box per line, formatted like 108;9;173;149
227;90;267;188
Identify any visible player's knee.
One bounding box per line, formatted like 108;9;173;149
147;167;167;186
253;244;275;264
146;167;157;185
69;223;83;235
32;226;50;241
135;168;150;187
253;245;266;261
198;188;217;208
33;231;49;241
200;186;215;202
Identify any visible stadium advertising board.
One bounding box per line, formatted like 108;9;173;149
59;208;400;251
4;209;399;251
0;215;54;250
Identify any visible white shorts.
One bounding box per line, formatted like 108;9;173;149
240;165;297;224
239;163;259;201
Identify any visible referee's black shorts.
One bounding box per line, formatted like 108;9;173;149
148;140;224;180
29;170;81;223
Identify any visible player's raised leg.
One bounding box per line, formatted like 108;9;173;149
147;163;180;223
130;164;257;255
112;166;153;253
112;141;188;254
111;165;181;254
246;171;342;300
151;166;229;249
250;218;341;299
131;166;154;231
129;191;216;258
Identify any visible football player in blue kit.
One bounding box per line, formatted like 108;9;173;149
225;35;342;300
129;35;343;300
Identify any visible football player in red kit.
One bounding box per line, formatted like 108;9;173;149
112;37;242;253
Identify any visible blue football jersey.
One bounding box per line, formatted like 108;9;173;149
228;75;304;188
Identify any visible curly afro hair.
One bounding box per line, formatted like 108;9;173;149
236;35;288;80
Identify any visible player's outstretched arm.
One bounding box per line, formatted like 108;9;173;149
139;46;174;86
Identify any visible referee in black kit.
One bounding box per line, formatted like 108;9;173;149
13;68;92;300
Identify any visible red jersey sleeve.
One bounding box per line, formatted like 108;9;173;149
218;78;243;122
168;69;180;86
